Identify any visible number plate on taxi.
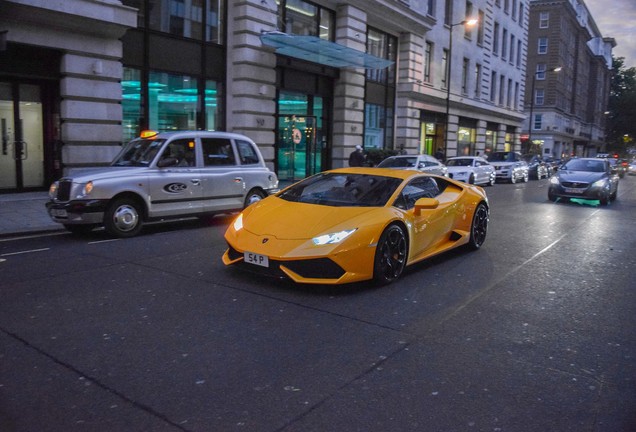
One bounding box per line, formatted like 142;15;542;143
50;209;68;217
244;252;269;267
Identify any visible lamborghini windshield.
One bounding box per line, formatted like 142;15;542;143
112;137;166;166
279;173;402;207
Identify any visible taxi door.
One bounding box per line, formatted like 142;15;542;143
199;137;245;213
147;138;203;218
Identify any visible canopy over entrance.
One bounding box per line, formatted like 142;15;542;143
260;32;393;70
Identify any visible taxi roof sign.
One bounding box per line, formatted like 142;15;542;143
140;130;159;139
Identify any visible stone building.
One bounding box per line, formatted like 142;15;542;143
2;0;537;191
524;0;615;158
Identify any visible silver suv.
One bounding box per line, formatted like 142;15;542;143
46;131;279;237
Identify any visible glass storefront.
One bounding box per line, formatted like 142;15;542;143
122;68;222;141
277;91;325;182
457;125;476;156
0;82;44;190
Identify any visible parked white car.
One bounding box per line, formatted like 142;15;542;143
46;130;279;237
445;156;496;186
377;154;448;177
488;151;529;183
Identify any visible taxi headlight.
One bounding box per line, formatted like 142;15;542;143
80;181;94;197
312;229;356;246
48;181;58;199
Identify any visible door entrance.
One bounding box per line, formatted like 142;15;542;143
0;82;45;191
276;91;327;182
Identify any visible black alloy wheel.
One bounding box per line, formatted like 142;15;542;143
468;202;489;249
373;224;407;285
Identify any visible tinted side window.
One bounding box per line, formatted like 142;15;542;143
201;138;236;166
236;140;260;165
160;139;196;167
394;177;441;210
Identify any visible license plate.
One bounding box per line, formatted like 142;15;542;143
564;187;583;194
244;251;269;267
50;209;68;217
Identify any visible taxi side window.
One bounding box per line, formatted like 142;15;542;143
201;138;236;166
160;139;196;167
236;140;260;165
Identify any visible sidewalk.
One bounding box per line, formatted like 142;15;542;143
0;192;62;237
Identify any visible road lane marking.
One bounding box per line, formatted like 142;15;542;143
1;248;50;257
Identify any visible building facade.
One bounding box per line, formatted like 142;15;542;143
524;0;614;159
2;0;531;192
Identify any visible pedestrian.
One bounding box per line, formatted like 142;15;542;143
434;147;444;161
349;145;365;167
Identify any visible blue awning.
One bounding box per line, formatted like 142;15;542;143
260;32;394;70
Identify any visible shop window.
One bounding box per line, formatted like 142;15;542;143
364;103;386;149
148;71;198;131
485;129;497;153
457;126;475;156
205;80;221;130
122;68;142;142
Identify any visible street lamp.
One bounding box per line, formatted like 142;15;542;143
443;19;478;158
527;66;561;152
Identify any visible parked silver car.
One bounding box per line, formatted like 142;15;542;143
377;154;448;176
488;151;529;183
445;156;496;186
46;131;279;237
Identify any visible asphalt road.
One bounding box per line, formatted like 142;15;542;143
1;176;635;431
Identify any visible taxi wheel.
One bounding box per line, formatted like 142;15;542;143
468;202;489;250
373;224;407;285
104;198;143;238
244;188;266;208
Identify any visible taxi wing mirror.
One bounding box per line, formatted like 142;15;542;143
414;197;440;216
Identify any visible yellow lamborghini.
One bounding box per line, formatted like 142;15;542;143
222;167;489;285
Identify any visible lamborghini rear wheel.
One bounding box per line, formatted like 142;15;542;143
373;224;407;285
468;202;489;250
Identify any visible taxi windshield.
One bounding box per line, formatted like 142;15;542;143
112;138;166;166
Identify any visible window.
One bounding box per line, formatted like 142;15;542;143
474;64;482;98
147;0;215;41
477;10;485;45
445;0;453;26
283;0;334;40
514;82;520;110
122;67;142;142
518;3;524;25
539;11;549;28
504;0;510;14
201;138;235;166
148;71;198;132
236;140;260;165
493;22;500;55
538;37;548;54
458;125;475;156
507;78;513;107
395;177;442;210
366;27;397;84
533;114;542;130
161;139;197;167
516;40;522;67
462;58;470;94
364;103;387;149
490;71;497;102
427;0;435;16
499;75;505;105
536;63;547;80
424;41;433;83
501;28;508;61
465;1;474;39
535;89;545;106
510;35;515;64
512;0;517;19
